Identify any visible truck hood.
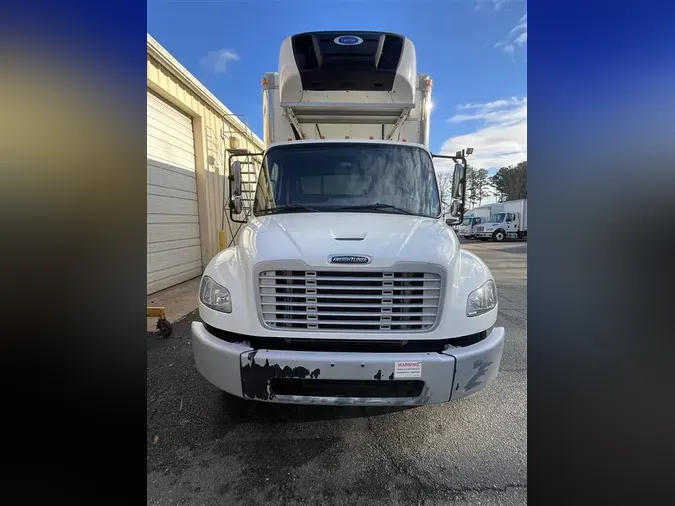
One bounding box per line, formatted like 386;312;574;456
237;212;459;270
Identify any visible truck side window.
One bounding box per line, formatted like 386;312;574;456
506;213;515;222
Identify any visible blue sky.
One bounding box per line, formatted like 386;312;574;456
147;0;527;173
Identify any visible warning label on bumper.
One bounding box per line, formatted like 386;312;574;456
394;361;422;378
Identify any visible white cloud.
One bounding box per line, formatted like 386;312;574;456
458;98;521;110
494;41;515;57
495;12;527;57
200;48;240;73
440;96;527;171
449;97;526;126
510;13;527;34
474;0;516;10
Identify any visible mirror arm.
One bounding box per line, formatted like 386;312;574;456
431;153;463;162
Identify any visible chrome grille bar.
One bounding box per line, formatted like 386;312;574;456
258;269;442;332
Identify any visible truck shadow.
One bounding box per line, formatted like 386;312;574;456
220;393;417;424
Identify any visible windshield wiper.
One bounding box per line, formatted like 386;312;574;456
257;204;319;215
336;203;414;215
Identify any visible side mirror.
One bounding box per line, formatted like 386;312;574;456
229;158;245;219
231;195;243;214
231;161;243;197
452;163;464;199
228;150;261;224
449;199;462;217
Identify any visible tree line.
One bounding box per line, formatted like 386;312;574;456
437;160;527;213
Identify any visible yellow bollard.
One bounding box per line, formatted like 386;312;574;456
147;307;166;319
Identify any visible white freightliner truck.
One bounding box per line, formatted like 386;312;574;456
474;199;527;242
458;205;492;239
192;31;505;405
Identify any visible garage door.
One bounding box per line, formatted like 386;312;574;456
147;91;202;294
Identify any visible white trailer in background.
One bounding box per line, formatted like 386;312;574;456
191;30;504;406
489;202;504;214
473;205;492;222
475;199;527;241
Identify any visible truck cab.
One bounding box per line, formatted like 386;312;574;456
474;199;527;242
191;31;505;406
458;215;486;239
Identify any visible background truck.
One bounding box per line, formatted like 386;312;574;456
191;30;504;406
457;205;492;239
457;210;475;237
474;199;527;241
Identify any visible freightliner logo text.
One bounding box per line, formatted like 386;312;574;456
328;255;371;264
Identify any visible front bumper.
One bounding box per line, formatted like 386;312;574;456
191;323;505;406
475;231;493;238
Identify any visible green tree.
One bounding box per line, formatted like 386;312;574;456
490;161;527;201
474;168;491;206
465;166;491;209
465;166;478;209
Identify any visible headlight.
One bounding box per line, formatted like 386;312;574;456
466;279;497;317
199;276;232;313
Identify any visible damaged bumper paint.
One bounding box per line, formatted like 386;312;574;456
191;322;505;406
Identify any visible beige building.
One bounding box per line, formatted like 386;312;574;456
146;34;263;294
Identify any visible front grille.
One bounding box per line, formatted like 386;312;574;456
258;270;442;332
476;226;483;232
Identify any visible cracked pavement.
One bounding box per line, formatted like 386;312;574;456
147;239;527;505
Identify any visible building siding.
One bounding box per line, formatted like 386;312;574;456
147;35;264;270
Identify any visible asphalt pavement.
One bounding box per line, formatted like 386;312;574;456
147;238;527;505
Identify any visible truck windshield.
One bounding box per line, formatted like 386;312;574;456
252;143;441;218
490;213;506;223
461;217;472;226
